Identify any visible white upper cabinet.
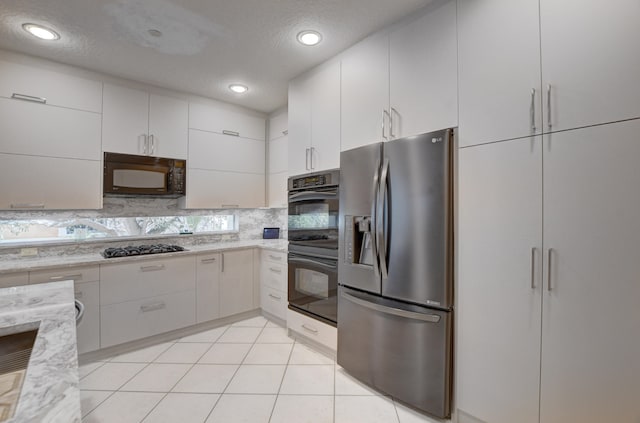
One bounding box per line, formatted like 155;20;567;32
288;61;341;176
0;59;102;113
268;109;288;208
269;109;288;141
389;0;458;139
189;102;265;141
540;0;640;132
189;129;265;174
269;136;288;175
458;0;543;147
341;33;389;151
102;83;188;159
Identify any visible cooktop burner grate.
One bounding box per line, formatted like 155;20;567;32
102;244;186;258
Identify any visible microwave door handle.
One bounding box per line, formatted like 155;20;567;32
288;256;337;270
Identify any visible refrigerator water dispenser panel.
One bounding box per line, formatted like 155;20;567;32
344;216;373;266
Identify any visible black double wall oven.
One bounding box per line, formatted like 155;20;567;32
287;169;340;326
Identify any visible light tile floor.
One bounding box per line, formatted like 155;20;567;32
80;316;441;423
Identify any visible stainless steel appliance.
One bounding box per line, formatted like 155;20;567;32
337;128;454;418
287;169;339;325
103;152;186;197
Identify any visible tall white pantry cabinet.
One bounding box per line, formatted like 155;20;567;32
456;0;640;422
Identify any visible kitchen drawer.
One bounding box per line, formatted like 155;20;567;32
287;309;337;351
0;272;29;289
261;250;287;265
0;59;103;113
74;281;100;354
29;265;99;285
100;290;196;348
0;97;101;160
189;102;265;141
260;286;286;320
260;261;286;292
100;256;196;305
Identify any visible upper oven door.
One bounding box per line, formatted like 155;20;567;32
288;186;339;248
104;161;170;195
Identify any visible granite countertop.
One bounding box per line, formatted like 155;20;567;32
0;239;288;275
0;281;80;423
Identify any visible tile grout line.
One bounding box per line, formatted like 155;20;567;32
267;337;297;423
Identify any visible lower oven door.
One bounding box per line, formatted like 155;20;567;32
288;252;338;325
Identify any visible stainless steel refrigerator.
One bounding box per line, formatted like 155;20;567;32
337;128;454;419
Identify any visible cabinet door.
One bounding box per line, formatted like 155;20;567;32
186;169;265;209
287;76;312;176
102;83;149;155
341;32;389;151
268;171;288;208
310;61;341;171
149;94;188;159
458;0;542;147
269;109;288;141
269;135;288;174
219;250;255;317
0;154;101;210
0;97;101;160
75;281;100;354
389;0;458;139
189;129;265;174
457;137;542;423
189;102;265;141
541;120;640;423
196;253;221;323
540;0;640;132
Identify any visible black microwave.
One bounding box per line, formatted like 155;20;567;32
103;152;186;197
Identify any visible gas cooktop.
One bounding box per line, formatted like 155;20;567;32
102;244;186;258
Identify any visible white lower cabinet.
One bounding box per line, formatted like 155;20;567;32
219;249;256;317
195;253;221;323
0;154;101;210
287;309;337;351
260;251;287;320
74;281;100;354
100;290;196;348
260;286;286;320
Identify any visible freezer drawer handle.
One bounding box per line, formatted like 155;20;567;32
341;292;441;323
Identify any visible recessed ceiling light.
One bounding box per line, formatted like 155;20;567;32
22;23;60;41
297;30;322;46
229;84;248;94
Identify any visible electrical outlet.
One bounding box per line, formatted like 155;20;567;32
20;248;38;257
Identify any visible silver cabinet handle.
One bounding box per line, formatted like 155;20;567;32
268;293;282;300
547;84;552;129
342;292;441;323
305;148;310;170
10;203;45;209
301;324;318;334
49;273;83;281
221;204;239;208
382;110;390;140
530;247;536;289
269;267;282;274
140;264;165;272
547;248;554;291
200;258;217;264
12;93;47;104
222;130;240;137
282;130;288;135
268;254;282;261
530;89;536;132
149;134;155;155
310;147;315;170
390;107;398;139
141;134;148;155
140;302;166;312
221;253;225;272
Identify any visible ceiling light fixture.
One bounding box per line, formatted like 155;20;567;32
297;30;322;46
229;84;248;94
22;23;60;41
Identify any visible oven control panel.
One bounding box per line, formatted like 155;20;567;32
291;174;329;189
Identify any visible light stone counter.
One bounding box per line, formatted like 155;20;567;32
0;281;80;423
0;239;288;275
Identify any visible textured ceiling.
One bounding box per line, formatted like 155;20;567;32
0;0;433;113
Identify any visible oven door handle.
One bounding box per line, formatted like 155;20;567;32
288;191;337;202
288;256;337;270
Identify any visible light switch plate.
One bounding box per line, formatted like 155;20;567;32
20;248;38;257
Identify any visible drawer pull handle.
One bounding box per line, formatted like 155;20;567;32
268;293;282;300
75;291;83;299
12;93;47;104
10;203;45;209
140;264;165;272
49;273;83;281
222;130;240;137
268;255;282;261
301;324;318;334
140;302;166;312
201;258;217;264
269;267;282;274
221;204;239;208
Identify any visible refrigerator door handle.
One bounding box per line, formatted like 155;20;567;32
341;292;441;323
377;158;390;278
371;158;381;276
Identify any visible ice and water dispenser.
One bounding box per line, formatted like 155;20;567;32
344;216;374;266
